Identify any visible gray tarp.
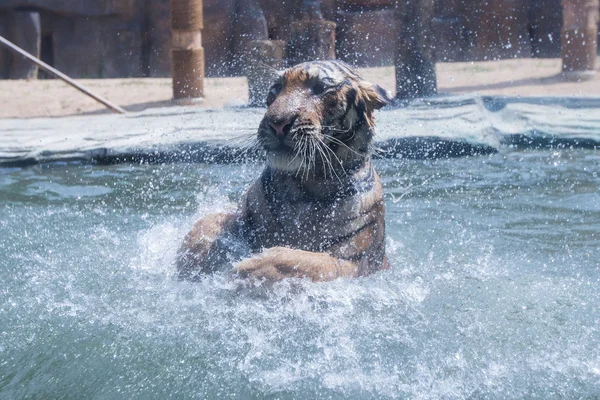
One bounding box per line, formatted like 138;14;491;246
1;95;599;166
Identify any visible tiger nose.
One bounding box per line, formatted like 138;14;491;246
268;117;294;137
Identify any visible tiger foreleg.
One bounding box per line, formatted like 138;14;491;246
232;247;361;282
177;212;242;281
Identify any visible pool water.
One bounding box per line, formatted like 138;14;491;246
1;149;599;399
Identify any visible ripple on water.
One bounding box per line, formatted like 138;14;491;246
1;151;600;398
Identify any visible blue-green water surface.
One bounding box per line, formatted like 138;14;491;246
1;149;599;399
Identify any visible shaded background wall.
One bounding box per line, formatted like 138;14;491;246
0;0;593;79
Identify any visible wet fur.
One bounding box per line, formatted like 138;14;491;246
178;60;392;282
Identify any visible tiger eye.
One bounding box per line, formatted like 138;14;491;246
312;82;326;96
266;83;283;106
325;95;338;108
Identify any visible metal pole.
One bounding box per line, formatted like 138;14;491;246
171;0;205;100
0;35;127;114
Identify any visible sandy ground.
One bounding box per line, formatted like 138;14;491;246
1;57;599;119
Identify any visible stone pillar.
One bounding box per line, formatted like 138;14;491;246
232;0;283;106
7;10;41;79
561;0;599;78
336;9;398;67
233;0;268;82
394;0;437;99
246;40;286;106
529;0;563;58
468;0;532;60
233;0;268;59
171;0;205;100
287;0;336;65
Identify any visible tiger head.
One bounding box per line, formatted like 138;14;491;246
257;60;392;178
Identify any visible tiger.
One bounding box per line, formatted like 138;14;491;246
177;60;392;282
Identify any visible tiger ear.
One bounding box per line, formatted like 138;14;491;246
373;84;393;109
359;82;393;110
263;66;284;85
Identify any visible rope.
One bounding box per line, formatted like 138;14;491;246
172;48;205;98
171;0;203;31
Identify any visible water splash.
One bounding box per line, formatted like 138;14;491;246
1;152;600;398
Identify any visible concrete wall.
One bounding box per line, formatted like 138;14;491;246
0;12;8;77
0;0;146;78
0;0;135;17
47;12;145;78
0;0;591;79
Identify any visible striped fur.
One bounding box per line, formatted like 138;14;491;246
178;61;391;282
258;60;391;179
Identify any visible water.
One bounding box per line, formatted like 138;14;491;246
1;149;599;399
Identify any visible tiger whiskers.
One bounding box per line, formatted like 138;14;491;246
297;135;314;182
322;124;360;149
370;144;385;158
313;139;331;180
321;124;351;134
303;137;316;182
314;136;344;184
230;130;263;164
232;137;262;163
290;133;320;182
290;134;308;178
322;133;365;159
256;62;281;76
224;131;258;143
307;138;317;181
226;132;261;157
281;129;350;184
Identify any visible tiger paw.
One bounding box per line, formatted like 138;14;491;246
232;247;339;282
